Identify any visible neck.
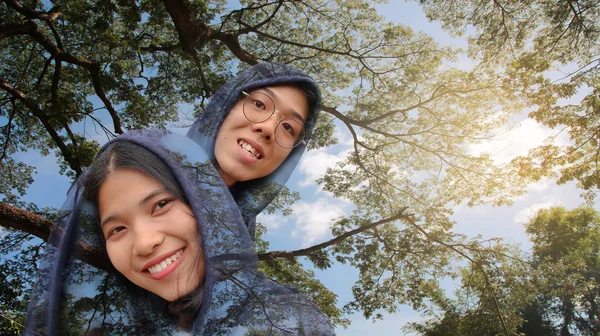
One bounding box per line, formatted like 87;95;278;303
216;167;236;188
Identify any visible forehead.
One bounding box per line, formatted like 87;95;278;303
98;169;162;209
252;85;310;122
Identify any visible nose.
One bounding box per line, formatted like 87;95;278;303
251;113;281;142
132;226;164;256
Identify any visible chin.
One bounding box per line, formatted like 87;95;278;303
158;288;191;302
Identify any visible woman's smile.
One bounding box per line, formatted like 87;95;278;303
145;248;185;280
98;169;204;301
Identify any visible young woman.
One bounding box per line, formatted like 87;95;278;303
25;63;330;335
186;62;321;237
25;129;334;335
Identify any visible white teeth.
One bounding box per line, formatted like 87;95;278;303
147;249;183;274
238;140;261;159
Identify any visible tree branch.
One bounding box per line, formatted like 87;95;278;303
160;0;210;54
1;19;124;134
0;106;16;162
0;202;112;272
257;208;409;260
0;77;82;174
1;0;61;21
159;0;259;65
1;202;413;275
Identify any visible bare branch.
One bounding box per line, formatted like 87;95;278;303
51;58;61;105
0;202;112;272
0;107;17;162
257;208;409;260
403;215;510;336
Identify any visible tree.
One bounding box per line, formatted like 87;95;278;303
405;242;535;336
417;0;600;202
407;206;600;336
525;206;600;335
1;0;539;331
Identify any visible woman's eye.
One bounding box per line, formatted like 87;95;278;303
107;226;126;238
153;199;173;213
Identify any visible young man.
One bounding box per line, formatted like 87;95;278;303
186;63;321;235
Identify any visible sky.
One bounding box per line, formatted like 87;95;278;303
5;1;598;335
259;1;597;334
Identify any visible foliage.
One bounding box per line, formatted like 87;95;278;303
1;0;595;331
408;206;600;336
405;240;534;336
525;206;600;335
0;228;41;335
255;221;350;327
417;0;600;202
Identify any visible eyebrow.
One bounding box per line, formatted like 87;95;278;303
260;87;307;124
99;188;170;227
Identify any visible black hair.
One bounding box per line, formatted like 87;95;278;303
83;141;204;330
83;141;186;205
243;82;319;122
292;81;319;117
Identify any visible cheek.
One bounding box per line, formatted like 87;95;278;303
270;149;293;169
214;119;234;157
185;217;200;242
183;216;202;253
106;243;128;273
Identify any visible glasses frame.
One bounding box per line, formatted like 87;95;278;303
241;91;307;149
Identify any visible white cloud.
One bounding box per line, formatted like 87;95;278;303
511;178;553;203
333;124;355;147
256;213;288;231
291;197;352;246
297;120;356;188
514;199;561;224
298;148;350;187
525;179;552;194
470;118;570;164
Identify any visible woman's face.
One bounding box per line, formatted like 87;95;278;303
214;84;309;187
98;168;204;301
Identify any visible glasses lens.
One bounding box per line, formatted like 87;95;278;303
242;91;306;149
275;119;305;149
243;92;274;123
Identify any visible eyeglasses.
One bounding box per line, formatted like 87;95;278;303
241;91;306;149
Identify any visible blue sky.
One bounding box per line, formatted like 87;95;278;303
8;1;598;335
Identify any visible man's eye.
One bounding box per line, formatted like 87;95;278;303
281;122;296;136
252;99;267;110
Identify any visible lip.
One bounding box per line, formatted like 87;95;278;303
238;138;265;159
147;249;186;280
142;247;186;272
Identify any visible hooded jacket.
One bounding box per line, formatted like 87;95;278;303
186;62;321;237
25;129;334;335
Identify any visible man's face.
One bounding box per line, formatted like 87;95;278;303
214;84;309;187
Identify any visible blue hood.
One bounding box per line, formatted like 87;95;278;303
186;62;321;236
25;129;334;335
